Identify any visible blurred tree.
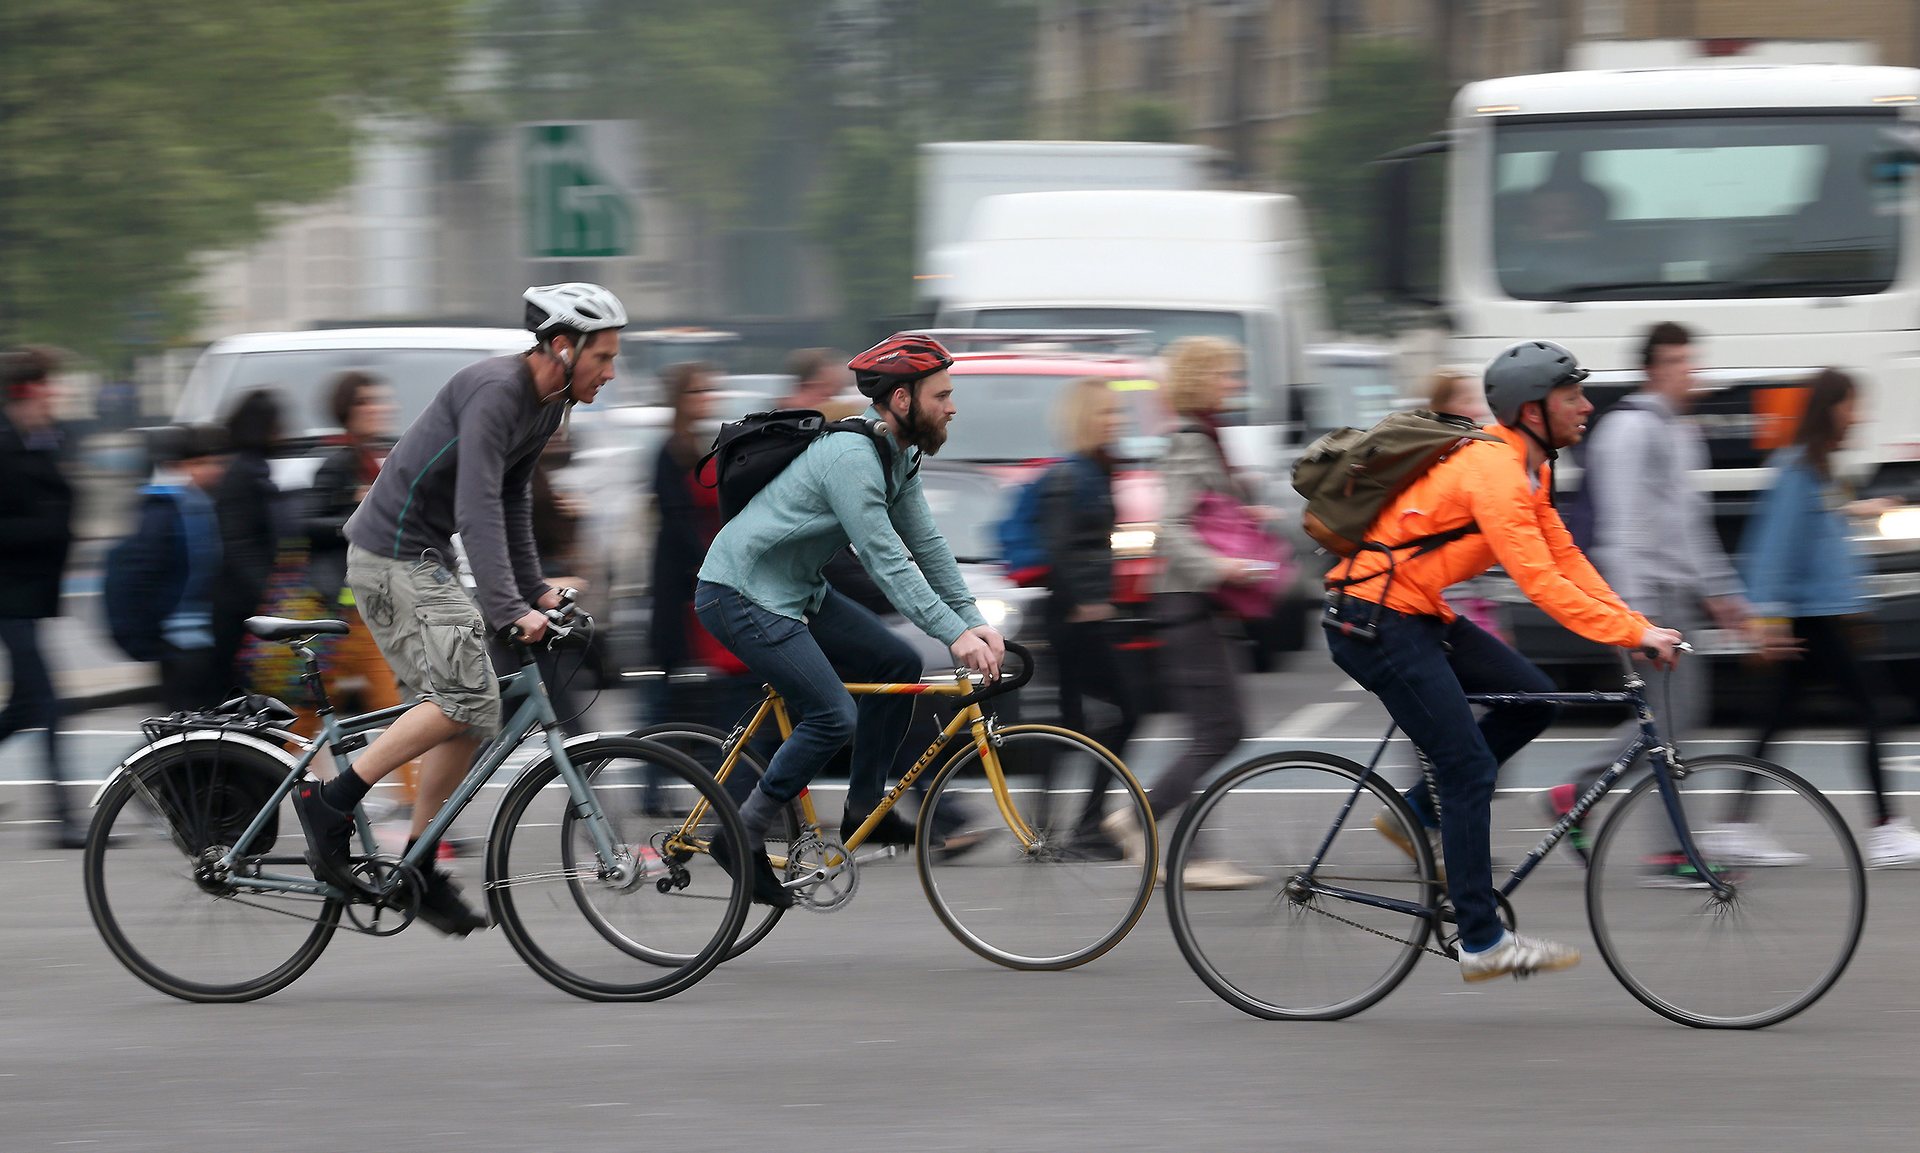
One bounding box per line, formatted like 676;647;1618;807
0;0;464;363
1110;98;1186;145
1288;41;1450;332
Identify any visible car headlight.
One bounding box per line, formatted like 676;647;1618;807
1111;527;1156;556
1878;506;1920;541
977;596;1023;640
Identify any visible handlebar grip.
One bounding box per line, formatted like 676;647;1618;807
956;640;1035;708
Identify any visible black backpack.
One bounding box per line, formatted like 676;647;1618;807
696;409;913;521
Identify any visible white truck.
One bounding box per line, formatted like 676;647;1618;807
1378;63;1920;681
916;140;1215;309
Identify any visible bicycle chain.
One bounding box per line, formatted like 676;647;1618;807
1294;892;1457;960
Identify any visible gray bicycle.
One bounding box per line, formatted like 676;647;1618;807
82;603;751;1003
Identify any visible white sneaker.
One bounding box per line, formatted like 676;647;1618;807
1174;858;1263;890
1865;818;1920;868
1371;812;1445;882
1101;808;1148;863
1696;822;1809;866
1458;931;1580;983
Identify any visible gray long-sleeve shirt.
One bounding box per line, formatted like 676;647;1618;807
345;354;561;630
1586;392;1742;605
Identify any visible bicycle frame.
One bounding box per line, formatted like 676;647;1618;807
195;645;618;902
1295;671;1733;926
676;670;1040;867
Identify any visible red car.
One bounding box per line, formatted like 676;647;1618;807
941;348;1169;634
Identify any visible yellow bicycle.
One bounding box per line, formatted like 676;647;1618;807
634;641;1157;970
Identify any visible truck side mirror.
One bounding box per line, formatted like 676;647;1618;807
1373;137;1449;307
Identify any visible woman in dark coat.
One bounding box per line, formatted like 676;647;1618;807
0;348;78;846
210;389;284;696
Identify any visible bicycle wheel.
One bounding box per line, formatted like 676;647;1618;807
916;724;1155;970
486;736;750;1001
628;722;797;959
1166;751;1438;1021
83;735;341;1003
1587;755;1866;1029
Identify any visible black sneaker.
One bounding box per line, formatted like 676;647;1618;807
841;804;915;847
415;866;490;936
709;828;795;908
292;780;367;895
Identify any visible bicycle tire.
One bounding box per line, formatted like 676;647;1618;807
1586;754;1866;1029
915;724;1155;970
83;735;341;1003
486;736;750;1002
627;722;797;959
1165;750;1437;1021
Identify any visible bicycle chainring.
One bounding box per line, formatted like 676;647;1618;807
344;855;423;936
785;833;858;912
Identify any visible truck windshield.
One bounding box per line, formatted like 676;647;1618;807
1491;113;1904;301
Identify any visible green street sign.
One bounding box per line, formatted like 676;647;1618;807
522;121;637;260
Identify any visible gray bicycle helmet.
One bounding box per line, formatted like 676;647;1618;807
1483;340;1589;427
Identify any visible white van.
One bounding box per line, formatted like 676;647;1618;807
936;189;1327;457
174;327;669;662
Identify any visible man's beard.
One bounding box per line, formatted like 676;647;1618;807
904;395;947;455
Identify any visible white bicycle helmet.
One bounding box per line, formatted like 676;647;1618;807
522;282;629;337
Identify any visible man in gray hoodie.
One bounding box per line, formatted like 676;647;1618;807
291;283;626;935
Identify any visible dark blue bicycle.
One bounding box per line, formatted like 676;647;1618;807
1164;655;1867;1028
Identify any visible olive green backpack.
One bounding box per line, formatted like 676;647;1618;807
1291;409;1499;557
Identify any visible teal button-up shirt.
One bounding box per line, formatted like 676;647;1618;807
698;409;987;645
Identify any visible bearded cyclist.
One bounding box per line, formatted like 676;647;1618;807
291;282;626;935
695;333;1004;907
1323;340;1684;981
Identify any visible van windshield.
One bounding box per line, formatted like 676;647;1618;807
177;347;518;437
1491;113;1905;301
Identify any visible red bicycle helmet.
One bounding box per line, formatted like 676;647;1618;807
849;333;954;399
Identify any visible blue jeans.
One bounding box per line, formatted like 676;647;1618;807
694;582;922;808
1325;607;1557;950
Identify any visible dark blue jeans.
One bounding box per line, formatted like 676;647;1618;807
1326;607;1557;950
694;582;922;808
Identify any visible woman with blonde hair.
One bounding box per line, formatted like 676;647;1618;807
1040;378;1144;856
1103;336;1262;888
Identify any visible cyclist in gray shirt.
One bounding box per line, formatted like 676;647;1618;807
291;283;625;935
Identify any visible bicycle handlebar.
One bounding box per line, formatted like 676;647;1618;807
955;640;1034;708
1619;639;1694;675
495;589;593;656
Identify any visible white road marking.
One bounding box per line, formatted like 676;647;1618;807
1260;702;1357;741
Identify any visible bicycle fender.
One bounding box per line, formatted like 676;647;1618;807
89;729;298;808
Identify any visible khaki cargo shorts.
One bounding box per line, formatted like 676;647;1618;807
346;543;501;736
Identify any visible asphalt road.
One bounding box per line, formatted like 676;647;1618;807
5;645;1920;1151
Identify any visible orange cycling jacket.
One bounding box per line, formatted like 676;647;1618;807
1328;424;1652;648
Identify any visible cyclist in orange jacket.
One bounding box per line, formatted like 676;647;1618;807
1324;340;1683;982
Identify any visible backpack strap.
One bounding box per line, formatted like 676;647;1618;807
1326;523;1478;591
